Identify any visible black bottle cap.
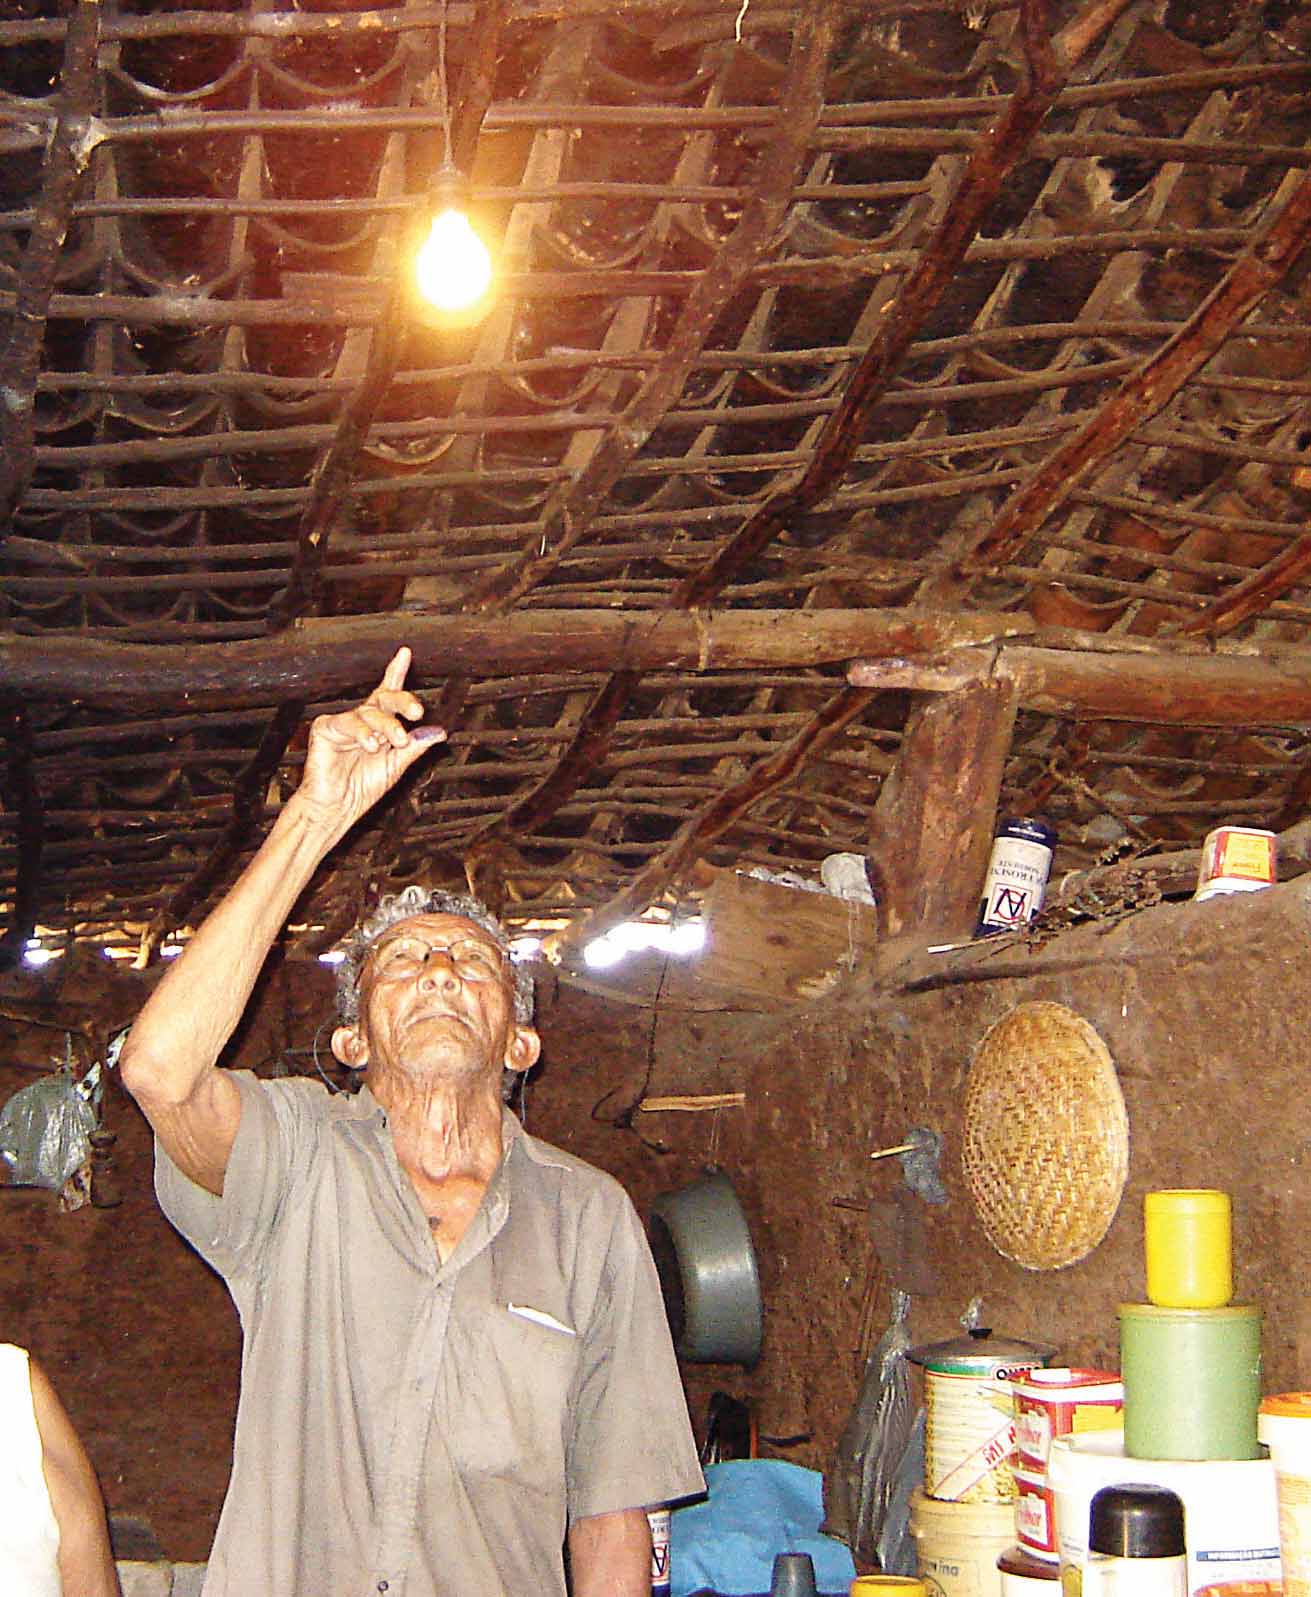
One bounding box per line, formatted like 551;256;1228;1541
1089;1484;1186;1558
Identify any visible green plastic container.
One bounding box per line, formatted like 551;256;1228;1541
1120;1302;1262;1460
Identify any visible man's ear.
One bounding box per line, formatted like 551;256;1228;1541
504;1025;541;1077
331;1025;370;1072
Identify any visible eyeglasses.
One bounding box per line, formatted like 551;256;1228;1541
367;932;506;985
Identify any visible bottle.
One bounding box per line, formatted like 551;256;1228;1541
976;818;1056;935
647;1506;671;1597
1084;1484;1186;1597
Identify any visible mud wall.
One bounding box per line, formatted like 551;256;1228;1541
1;878;1307;1558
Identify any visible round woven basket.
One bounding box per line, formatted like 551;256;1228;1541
961;1001;1129;1271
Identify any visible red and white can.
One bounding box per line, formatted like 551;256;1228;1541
1012;1369;1123;1472
1195;827;1276;901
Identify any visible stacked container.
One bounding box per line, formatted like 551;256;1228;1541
907;1330;1054;1597
1123;1191;1261;1463
1010;1369;1123;1562
1046;1191;1281;1597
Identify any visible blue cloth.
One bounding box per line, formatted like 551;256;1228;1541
671;1459;857;1596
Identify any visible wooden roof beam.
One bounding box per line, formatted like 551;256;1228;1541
673;0;1134;609
867;678;1017;944
849;637;1311;728
463;0;840;613
12;608;1311;723
0;0;101;537
547;683;878;956
933;164;1311;591
0;608;1030;710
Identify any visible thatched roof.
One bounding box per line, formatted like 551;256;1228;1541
3;0;1311;971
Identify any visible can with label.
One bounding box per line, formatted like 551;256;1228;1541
647;1506;671;1597
1195;826;1276;900
977;819;1057;936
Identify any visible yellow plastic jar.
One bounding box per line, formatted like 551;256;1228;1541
1144;1189;1232;1309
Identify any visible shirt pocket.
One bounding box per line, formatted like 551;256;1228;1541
443;1300;581;1483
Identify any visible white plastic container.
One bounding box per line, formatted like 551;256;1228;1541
1259;1393;1311;1597
910;1487;1015;1597
1047;1430;1280;1597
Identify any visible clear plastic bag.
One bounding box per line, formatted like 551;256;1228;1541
823;1289;919;1572
0;1059;101;1190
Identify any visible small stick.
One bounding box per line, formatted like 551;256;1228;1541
638;1092;746;1113
869;1141;920;1160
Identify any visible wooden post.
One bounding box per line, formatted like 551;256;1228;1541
867;677;1018;942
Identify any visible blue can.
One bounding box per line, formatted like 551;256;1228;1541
976;818;1056;935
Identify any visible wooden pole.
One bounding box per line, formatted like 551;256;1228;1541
849;638;1311;728
0;608;1032;710
867;678;1018;941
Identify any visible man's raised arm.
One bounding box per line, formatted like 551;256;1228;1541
118;647;444;1195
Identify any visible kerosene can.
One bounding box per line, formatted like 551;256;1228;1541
976;818;1057;936
648;1505;671;1597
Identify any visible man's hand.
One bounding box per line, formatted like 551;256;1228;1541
298;646;446;830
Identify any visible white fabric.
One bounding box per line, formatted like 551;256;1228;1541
0;1342;62;1597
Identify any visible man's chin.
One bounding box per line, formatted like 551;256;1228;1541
394;1028;488;1078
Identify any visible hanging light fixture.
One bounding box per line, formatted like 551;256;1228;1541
412;0;492;316
414;163;493;314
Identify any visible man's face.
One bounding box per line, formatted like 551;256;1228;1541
346;912;526;1085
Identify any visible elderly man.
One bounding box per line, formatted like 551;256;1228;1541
120;648;703;1597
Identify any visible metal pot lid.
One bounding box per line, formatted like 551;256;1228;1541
649;1170;762;1368
909;1327;1057;1374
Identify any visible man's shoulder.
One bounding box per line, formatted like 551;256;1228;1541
232;1070;375;1136
514;1128;631;1207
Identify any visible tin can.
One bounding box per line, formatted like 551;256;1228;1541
1195;827;1276;901
647;1506;671;1597
909;1329;1056;1501
977;819;1057;936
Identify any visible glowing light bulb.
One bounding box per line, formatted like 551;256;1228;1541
415;206;492;312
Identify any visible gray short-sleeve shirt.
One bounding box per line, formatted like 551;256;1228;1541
156;1072;704;1597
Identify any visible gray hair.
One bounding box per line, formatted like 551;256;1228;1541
334;885;535;1027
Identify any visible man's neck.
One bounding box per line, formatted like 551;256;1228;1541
369;1068;505;1198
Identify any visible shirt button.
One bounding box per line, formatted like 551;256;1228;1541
377;1583;388;1593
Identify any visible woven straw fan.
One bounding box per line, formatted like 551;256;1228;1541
962;1001;1129;1271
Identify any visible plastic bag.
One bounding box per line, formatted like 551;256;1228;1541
672;1459;857;1596
0;1060;100;1190
823;1289;918;1571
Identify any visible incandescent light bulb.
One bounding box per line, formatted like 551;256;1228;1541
415;206;493;313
